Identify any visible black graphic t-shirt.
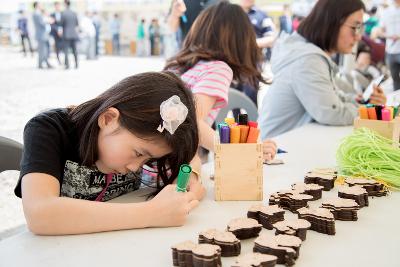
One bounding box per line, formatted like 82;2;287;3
14;108;141;201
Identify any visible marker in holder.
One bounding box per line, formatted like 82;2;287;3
215;116;264;200
238;114;248;125
246;127;260;143
239;125;250;143
358;106;369;119
230;125;240;143
375;105;383;120
389;107;394;119
217;122;228;132
248;121;258;128
220;125;230;143
367;105;377;120
382;108;391;121
176;164;192;192
224;118;235;126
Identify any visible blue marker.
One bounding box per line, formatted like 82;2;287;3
277;148;287;154
177;0;188;23
181;14;188;23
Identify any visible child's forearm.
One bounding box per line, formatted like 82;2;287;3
188;155;206;200
24;196;155;235
198;120;215;151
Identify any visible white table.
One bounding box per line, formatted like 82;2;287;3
0;123;399;267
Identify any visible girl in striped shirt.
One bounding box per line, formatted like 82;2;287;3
165;1;277;162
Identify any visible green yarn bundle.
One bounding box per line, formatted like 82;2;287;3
336;127;400;190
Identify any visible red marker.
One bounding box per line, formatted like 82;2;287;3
248;121;258;128
246;127;259;143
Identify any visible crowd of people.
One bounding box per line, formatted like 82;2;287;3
17;1;100;69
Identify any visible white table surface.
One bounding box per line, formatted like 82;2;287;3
0;123;398;267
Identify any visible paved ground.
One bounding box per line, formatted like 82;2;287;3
0;46;165;239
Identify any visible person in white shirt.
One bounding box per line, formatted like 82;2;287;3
379;0;400;90
80;12;96;60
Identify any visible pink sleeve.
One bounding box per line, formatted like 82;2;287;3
191;62;233;109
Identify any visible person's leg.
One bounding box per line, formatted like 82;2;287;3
95;33;99;56
20;34;27;56
112;34;117;54
137;39;144;56
71;40;78;68
55;37;62;64
116;34;120;55
86;36;94;59
89;37;96;59
37;40;45;68
84;36;90;59
44;41;52;68
136;39;141;56
26;35;34;55
64;39;70;69
150;37;154;55
46;41;50;59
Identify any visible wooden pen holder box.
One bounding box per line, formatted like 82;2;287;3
353;116;400;145
214;135;263;201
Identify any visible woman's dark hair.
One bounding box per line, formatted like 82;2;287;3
165;1;265;89
69;71;199;188
369;6;377;16
298;0;365;52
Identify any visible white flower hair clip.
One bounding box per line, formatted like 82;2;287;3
157;95;188;135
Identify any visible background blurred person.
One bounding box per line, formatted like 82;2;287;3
17;10;34;57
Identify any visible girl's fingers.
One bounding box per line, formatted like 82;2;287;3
263;147;276;156
188;199;199;212
264;153;272;161
184;191;196;202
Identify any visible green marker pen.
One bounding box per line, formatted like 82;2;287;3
176;164;192;192
217;122;228;132
394;106;399;118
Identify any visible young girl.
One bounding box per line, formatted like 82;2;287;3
165;1;277;161
14;72;203;235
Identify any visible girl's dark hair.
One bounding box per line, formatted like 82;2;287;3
298;0;365;52
165;1;265;89
69;71;199;188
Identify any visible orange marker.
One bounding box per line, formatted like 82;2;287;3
367;107;377;120
388;107;394;119
358;106;369;119
246;127;259;143
239;125;250;143
230;126;240;143
224;117;235;126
